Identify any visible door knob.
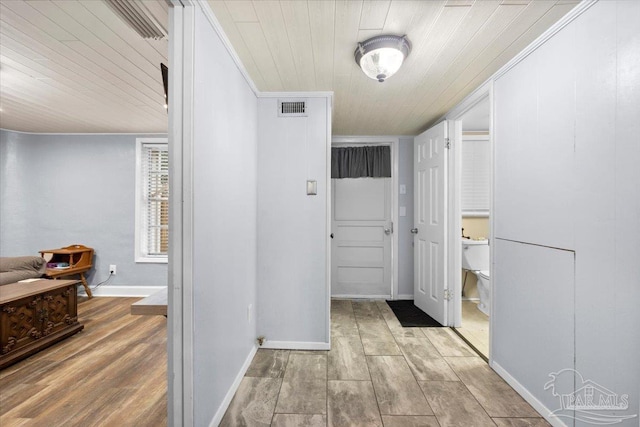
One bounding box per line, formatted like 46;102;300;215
384;228;391;235
410;228;418;234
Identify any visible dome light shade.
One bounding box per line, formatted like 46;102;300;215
355;35;411;82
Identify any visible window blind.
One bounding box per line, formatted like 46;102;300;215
461;137;490;214
142;143;169;256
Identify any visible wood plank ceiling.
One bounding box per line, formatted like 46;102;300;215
0;0;579;135
0;0;168;133
209;0;579;135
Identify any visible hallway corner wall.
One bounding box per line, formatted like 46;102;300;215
256;95;331;347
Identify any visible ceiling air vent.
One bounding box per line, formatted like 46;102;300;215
278;100;307;117
104;0;167;40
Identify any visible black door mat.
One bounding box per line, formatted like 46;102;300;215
386;300;443;327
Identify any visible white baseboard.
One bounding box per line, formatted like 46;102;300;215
209;344;258;427
78;285;166;298
491;361;567;427
261;341;330;351
331;294;414;301
331;294;391;300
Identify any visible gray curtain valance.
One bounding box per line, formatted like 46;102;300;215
331;146;391;178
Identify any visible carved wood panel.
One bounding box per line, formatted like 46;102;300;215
42;285;77;335
1;295;39;354
0;280;83;369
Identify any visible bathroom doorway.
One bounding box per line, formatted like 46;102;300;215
453;96;491;359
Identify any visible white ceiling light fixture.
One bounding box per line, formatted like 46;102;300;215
354;35;411;83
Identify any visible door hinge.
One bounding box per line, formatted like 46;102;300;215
445;137;451;149
443;289;453;301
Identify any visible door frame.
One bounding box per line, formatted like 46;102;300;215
444;80;494;361
331;136;400;300
167;1;195;425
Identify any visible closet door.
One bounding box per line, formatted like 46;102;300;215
492;238;575;420
493;28;576;251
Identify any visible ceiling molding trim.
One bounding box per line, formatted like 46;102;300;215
332;137;401;148
444;81;492;122
257;91;334;99
332;135;410;143
0;128;168;136
195;1;259;96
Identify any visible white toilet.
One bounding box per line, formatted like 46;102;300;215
461;238;490;316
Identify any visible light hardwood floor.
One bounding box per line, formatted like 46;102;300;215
0;297;167;427
1;298;545;427
222;300;549;427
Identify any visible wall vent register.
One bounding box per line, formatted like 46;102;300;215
278;100;307;117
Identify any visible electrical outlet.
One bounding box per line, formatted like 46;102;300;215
247;304;252;322
109;264;117;275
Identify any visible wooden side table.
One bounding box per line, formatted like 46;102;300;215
40;245;94;298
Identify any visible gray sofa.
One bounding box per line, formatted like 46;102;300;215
0;256;46;286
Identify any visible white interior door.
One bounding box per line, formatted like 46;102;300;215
413;121;448;325
331;177;392;298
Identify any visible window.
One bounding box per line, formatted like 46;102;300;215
135;138;169;262
461;134;490;216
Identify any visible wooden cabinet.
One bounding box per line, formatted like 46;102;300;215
0;280;83;369
40;244;94;298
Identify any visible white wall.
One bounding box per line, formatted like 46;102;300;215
398;137;415;298
172;4;332;422
257;95;330;348
189;5;258;425
0;129;168;291
492;1;639;425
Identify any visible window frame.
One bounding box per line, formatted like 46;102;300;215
135;137;169;263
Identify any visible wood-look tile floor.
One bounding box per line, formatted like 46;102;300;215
457;300;490;358
0;297;167;427
222;300;549;427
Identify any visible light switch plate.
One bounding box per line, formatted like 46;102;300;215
400;206;406;217
307;180;317;195
399;184;406;195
